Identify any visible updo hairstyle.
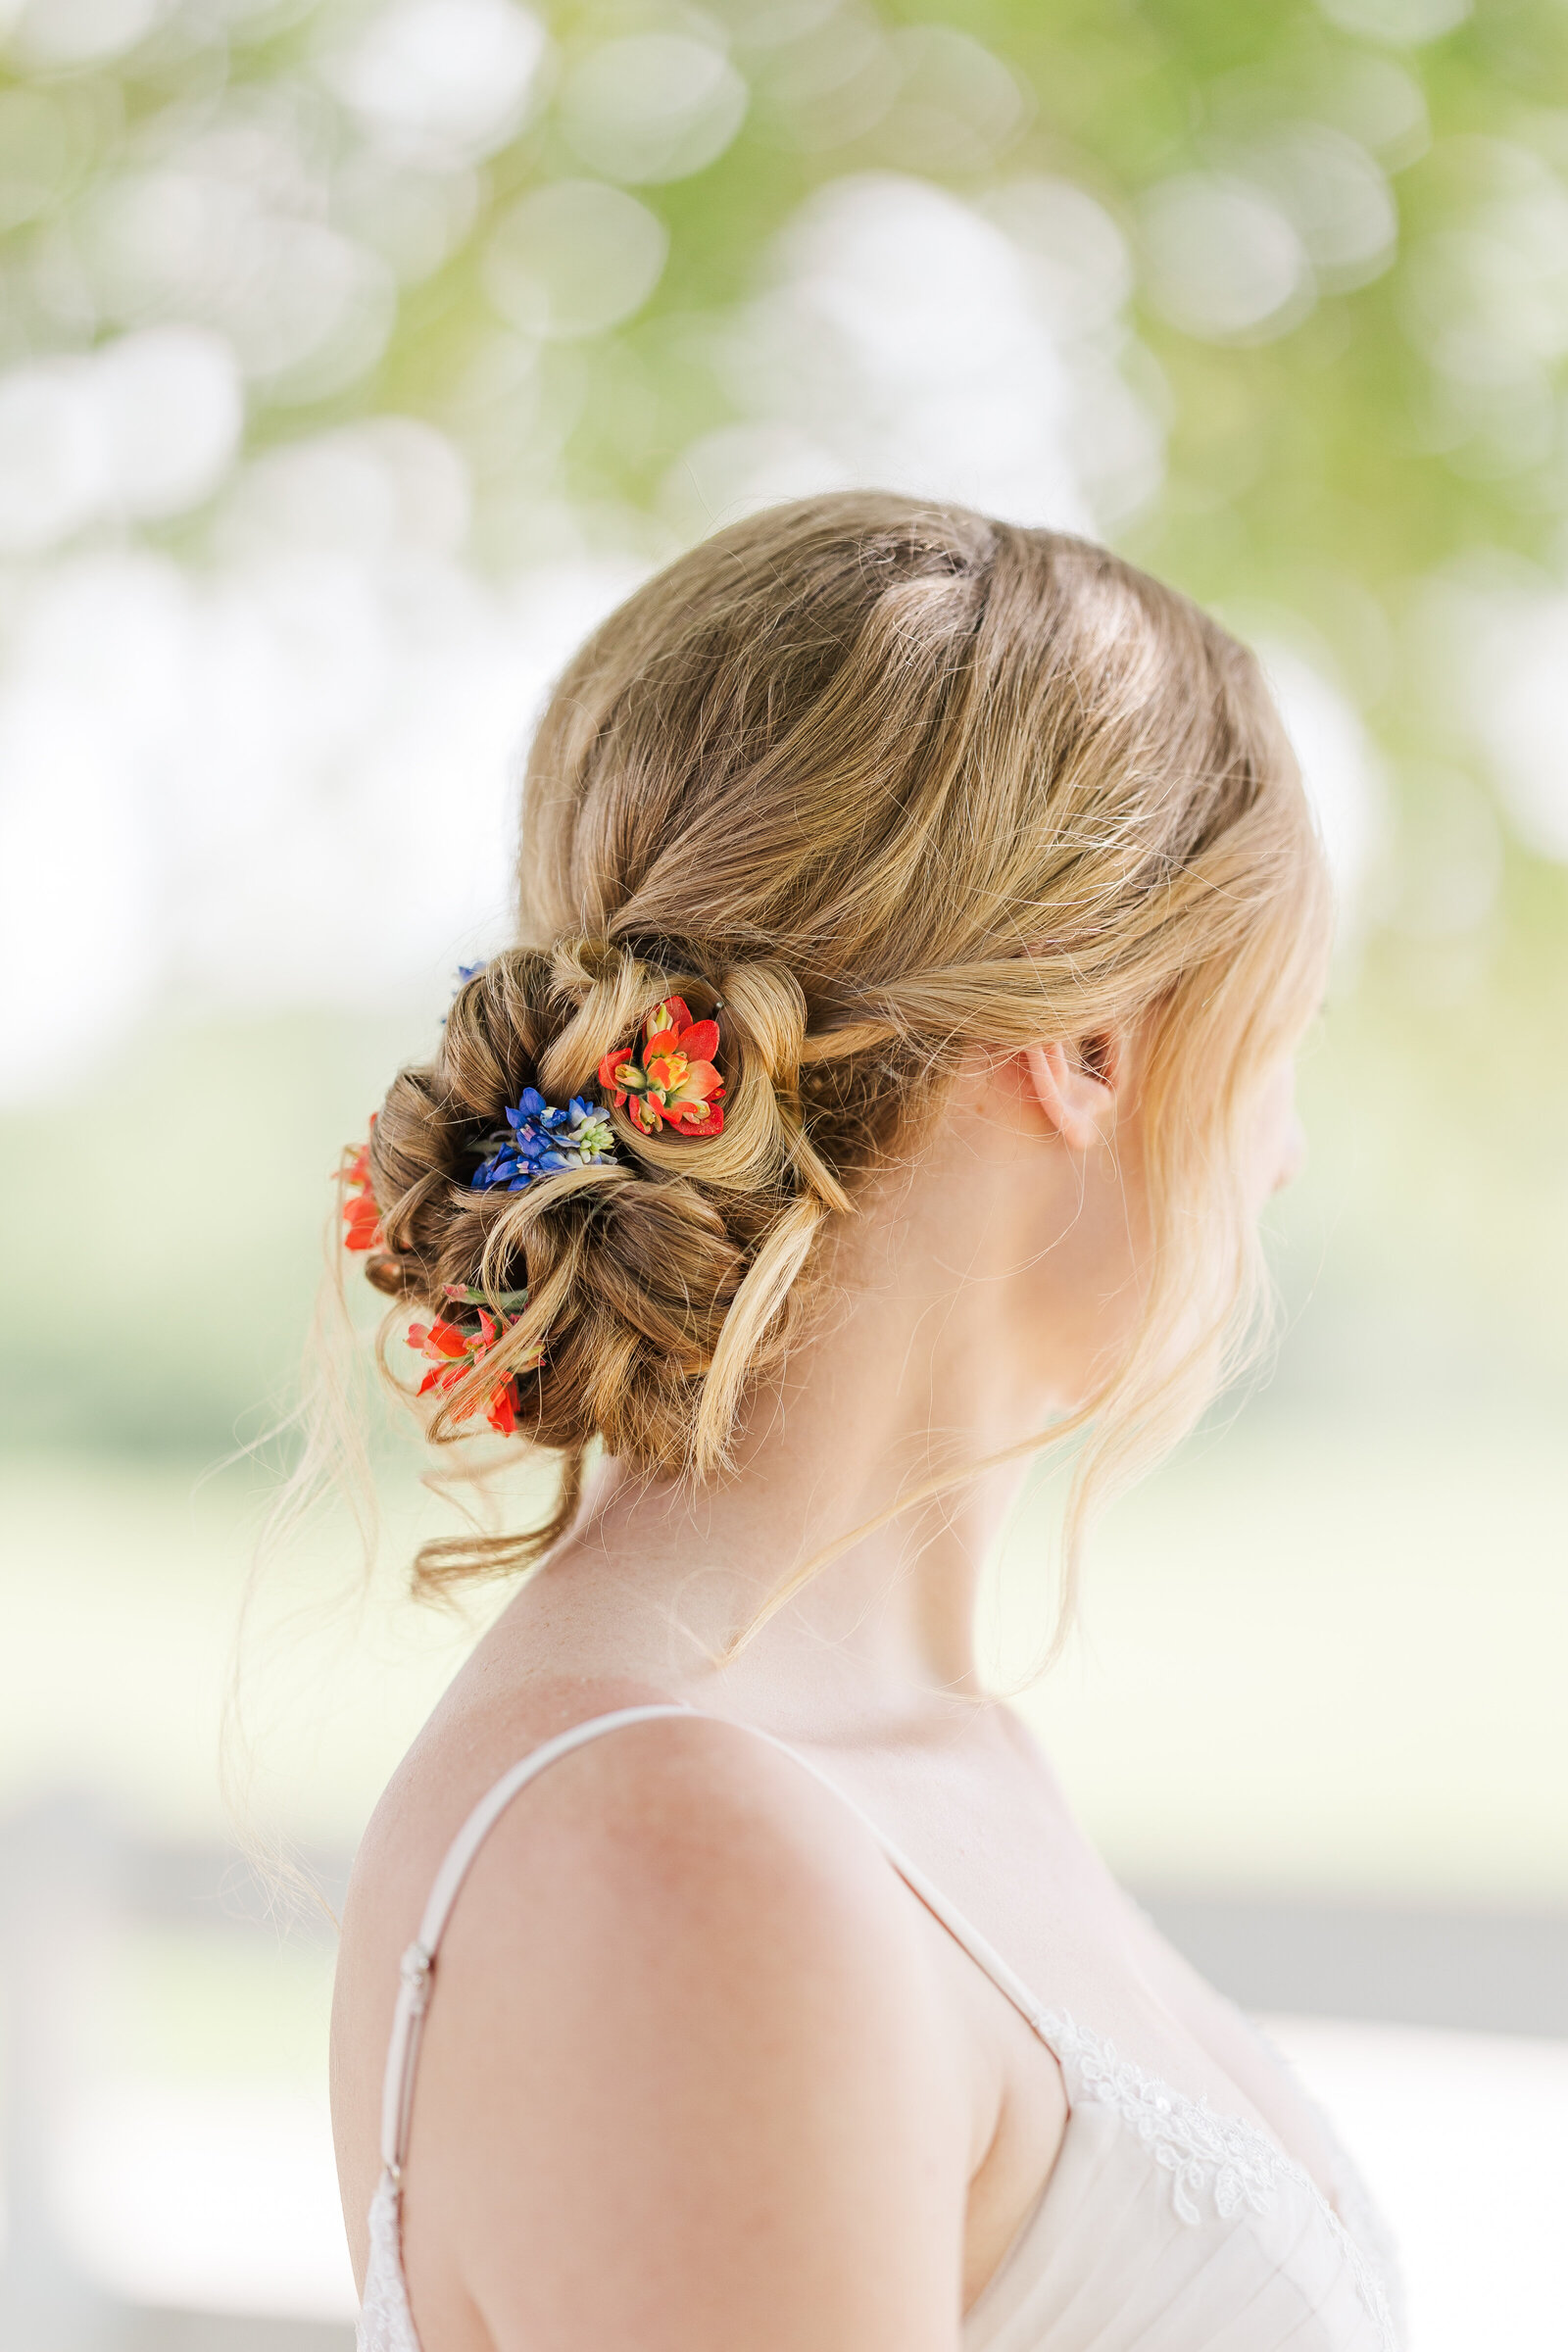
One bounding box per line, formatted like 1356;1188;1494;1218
356;493;1330;1592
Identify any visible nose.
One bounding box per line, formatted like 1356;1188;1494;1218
1273;1114;1306;1194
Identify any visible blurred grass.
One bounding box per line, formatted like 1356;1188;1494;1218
1;1009;430;1456
3;1401;1561;1902
0;1443;498;1844
1002;1408;1568;1904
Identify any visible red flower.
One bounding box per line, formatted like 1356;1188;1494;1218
597;996;725;1139
406;1304;541;1436
341;1136;384;1253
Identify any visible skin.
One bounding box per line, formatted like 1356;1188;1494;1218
332;1028;1327;2352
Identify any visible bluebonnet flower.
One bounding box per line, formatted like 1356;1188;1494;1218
442;960;489;1026
471;1089;619;1192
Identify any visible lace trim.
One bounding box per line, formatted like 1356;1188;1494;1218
358;2171;420;2352
356;2009;1397;2352
1036;2011;1398;2351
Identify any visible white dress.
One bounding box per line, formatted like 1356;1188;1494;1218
356;1706;1402;2352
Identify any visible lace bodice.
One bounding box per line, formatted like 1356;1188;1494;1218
1033;2011;1398;2347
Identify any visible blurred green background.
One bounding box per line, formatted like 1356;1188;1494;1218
0;0;1566;2337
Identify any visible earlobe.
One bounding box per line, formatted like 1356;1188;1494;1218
1023;1037;1119;1152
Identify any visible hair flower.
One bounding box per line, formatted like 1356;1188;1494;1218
598;998;724;1138
407;1288;543;1437
340;1132;383;1252
442;960;489;1024
470;1089;619;1193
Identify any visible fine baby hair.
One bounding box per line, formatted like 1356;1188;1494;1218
343;491;1330;1599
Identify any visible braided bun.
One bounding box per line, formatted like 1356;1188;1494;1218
348;490;1328;1592
360;941;853;1574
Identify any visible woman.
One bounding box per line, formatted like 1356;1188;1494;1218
331;494;1399;2351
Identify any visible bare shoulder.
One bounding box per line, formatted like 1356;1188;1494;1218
336;1696;972;2352
429;1705;954;2062
414;1697;931;1965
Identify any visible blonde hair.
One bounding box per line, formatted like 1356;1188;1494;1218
357;492;1329;1600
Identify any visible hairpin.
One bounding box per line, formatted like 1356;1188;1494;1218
470;1090;617;1193
598;998;724;1138
407;1284;540;1437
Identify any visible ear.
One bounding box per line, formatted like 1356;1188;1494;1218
1022;1034;1123;1153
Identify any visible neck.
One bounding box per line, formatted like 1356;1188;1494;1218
533;1124;1083;1738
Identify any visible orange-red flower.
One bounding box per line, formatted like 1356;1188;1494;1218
597;997;725;1138
406;1302;542;1438
340;1136;383;1252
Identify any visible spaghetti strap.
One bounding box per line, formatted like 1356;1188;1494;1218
742;1729;1054;2041
377;1703;1054;2178
379;1705;693;2171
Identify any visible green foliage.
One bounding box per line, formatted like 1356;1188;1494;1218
0;1011;420;1452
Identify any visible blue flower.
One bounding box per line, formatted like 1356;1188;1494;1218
470;1089;620;1192
470;1145;520;1189
442;961;490;1026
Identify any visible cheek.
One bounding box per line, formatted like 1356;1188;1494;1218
1253;1064;1304;1200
